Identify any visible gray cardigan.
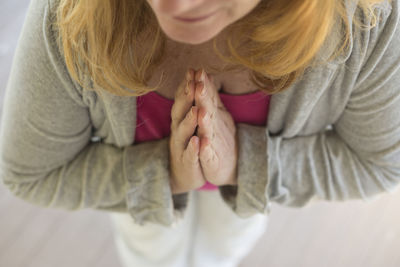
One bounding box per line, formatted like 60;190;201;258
1;0;399;226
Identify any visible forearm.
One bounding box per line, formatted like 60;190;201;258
220;123;400;218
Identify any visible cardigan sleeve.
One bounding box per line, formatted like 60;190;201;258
220;0;400;217
0;0;188;226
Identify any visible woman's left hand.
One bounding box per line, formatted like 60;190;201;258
194;69;238;186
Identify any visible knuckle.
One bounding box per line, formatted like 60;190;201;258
171;102;179;114
170;112;181;125
185;156;198;165
170;121;179;132
176;122;187;135
174;125;184;140
184;111;193;123
173;124;191;144
177;80;186;94
169;132;181;149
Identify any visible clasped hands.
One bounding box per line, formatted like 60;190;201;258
169;69;238;194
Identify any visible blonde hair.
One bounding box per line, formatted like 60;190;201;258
55;0;388;96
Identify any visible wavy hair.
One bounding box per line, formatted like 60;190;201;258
55;0;389;96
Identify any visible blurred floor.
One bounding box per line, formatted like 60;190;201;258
1;1;400;267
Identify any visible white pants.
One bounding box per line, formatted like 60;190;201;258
109;190;268;267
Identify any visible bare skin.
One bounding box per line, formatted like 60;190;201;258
194;69;238;187
147;0;262;194
169;69;206;194
169;68;238;194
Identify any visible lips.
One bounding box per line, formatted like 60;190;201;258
174;10;218;23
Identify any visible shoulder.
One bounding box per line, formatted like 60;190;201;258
317;0;398;67
353;0;398;64
25;0;60;23
22;0;86;104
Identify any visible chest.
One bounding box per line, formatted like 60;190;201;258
90;43;346;147
145;42;259;99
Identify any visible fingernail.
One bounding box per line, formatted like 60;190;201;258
185;81;190;95
196;69;205;82
200;69;206;82
200;85;206;96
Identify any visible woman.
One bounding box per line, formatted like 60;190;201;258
1;0;399;266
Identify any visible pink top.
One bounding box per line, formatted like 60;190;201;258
135;90;270;190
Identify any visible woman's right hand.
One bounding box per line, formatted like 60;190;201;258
169;69;206;194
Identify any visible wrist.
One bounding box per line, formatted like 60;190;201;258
218;167;237;186
228;168;238;186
